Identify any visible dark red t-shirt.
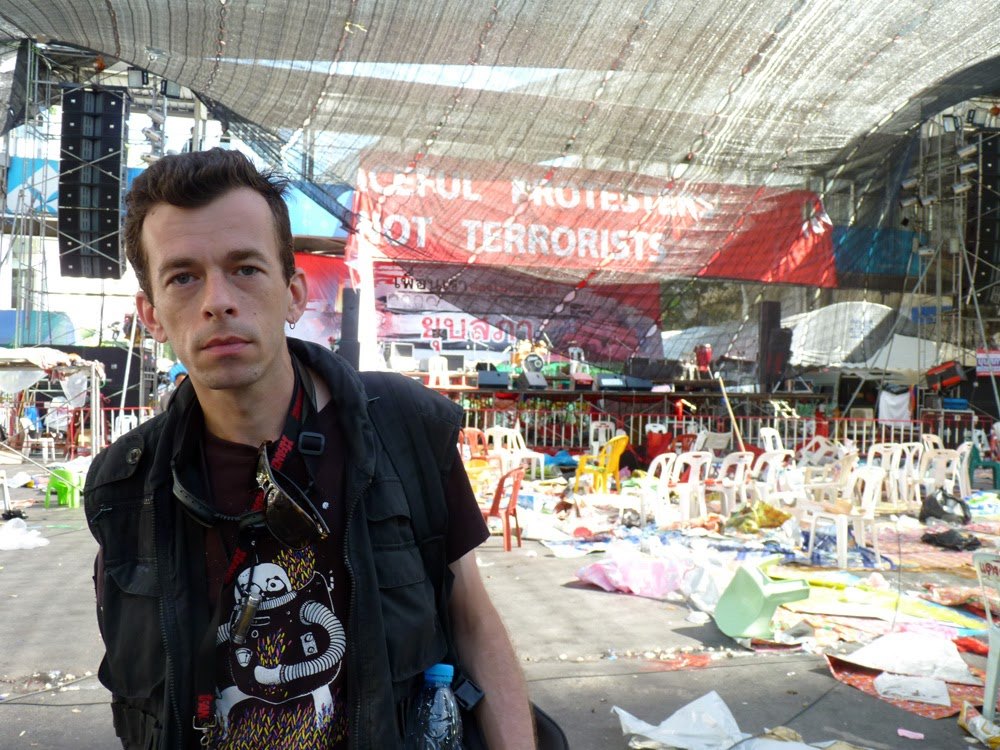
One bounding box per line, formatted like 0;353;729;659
200;400;486;749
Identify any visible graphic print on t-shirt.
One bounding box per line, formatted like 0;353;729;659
208;546;348;748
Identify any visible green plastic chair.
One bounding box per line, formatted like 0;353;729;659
971;444;1000;491
45;467;82;509
713;556;810;640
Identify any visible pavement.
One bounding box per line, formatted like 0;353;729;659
0;457;990;749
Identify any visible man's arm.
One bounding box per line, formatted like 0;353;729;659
449;550;535;749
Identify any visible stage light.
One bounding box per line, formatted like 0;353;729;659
942;115;961;133
959;160;978;175
900;176;919;191
968;109;988;126
918;193;937;207
148;109;166;126
952;180;972;195
126;68;148;88
899;195;918;208
957;143;978;159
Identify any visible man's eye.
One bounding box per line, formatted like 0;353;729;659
236;266;260;277
169;272;193;286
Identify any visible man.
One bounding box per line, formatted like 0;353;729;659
84;148;534;749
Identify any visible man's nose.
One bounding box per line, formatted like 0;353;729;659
201;271;237;318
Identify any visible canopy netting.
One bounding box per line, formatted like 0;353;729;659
3;2;1000;378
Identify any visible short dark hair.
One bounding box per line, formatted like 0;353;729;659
123;148;294;300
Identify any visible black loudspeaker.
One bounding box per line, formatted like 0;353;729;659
475;361;496;372
594;373;628;391
622;375;654;392
762;327;793;387
476;371;510;389
58;86;129;278
337;288;360;370
516;371;547;389
758;301;783;390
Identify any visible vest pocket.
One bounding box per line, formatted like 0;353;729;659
373;544;448;682
100;562;164;699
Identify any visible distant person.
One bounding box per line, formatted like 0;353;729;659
84;148;534;749
156;361;188;413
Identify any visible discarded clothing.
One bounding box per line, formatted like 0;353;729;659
921;528;982;551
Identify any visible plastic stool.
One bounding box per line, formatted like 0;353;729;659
45;467;82;509
713;556;810;639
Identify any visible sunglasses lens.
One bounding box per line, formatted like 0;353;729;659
265;488;320;549
257;448;325;549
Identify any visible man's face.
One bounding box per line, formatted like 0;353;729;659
135;188;307;394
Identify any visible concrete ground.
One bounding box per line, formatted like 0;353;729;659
0;459;987;749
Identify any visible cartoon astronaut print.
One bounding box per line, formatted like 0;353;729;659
214;560;346;734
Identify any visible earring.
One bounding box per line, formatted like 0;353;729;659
289;321;296;330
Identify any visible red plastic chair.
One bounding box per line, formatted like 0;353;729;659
481;467;525;551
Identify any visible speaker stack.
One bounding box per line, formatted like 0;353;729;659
757;301;791;392
972;131;1000;309
58;86;129;279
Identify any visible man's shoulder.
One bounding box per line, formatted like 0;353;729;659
360;370;462;421
86;414;167;490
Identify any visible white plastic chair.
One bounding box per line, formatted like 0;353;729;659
759;426;784;453
749;449;796;505
588;420;616;456
427;355;449;388
806;465;885;570
896;442;924;509
921;432;944;453
706;451;755;515
668;450;713;520
974;550;1000;724
483;426;545;479
919;448;961;500
957;442;975;499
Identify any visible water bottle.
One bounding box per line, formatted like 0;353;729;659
404;663;463;749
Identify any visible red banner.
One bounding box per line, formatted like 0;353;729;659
349;155;837;287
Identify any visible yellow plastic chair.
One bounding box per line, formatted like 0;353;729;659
973;550;1000;723
574;434;628;493
713;556;810;640
45;467;83;509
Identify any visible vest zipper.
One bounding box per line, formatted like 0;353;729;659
344;474;372;750
151;492;184;749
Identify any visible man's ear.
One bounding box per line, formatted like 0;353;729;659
135;291;168;343
286;267;308;326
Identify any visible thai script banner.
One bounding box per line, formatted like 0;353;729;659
977;349;1000;376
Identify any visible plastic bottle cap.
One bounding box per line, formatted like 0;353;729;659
424;663;454;684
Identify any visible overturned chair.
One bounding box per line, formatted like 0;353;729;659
713;556;810;640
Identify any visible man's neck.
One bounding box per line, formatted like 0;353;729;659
195;370;296;449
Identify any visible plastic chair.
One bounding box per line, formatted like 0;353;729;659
45;467;83;509
483;426;545;479
759;426;784;453
970;443;1000;491
805;466;884;570
587;419;617;456
667;450;714;519
713;556;810;639
974;550;1000;724
705;451;755;515
480;467;524;551
574;434;628;493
